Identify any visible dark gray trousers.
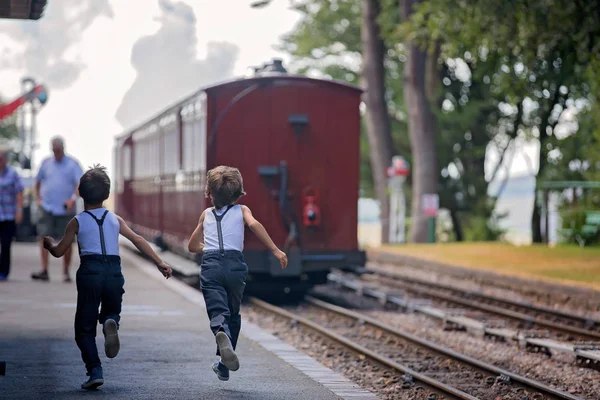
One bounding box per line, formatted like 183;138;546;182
200;250;248;356
75;255;124;372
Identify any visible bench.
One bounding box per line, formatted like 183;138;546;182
560;211;600;246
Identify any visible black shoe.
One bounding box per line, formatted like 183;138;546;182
81;366;103;390
63;274;72;283
215;331;239;371
212;361;229;381
31;270;49;281
103;319;120;358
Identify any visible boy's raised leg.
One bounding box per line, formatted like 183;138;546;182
222;256;247;369
99;265;124;359
216;330;239;371
102;319;120;358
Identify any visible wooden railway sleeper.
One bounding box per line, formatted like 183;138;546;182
443;319;467;332
524;342;552;357
575;355;600;371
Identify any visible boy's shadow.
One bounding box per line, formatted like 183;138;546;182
212;388;290;400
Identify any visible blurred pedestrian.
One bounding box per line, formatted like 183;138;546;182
31;136;83;282
0;146;24;281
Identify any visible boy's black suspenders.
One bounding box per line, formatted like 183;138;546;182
211;205;234;256
84;210;110;260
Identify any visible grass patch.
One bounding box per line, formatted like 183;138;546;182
379;242;600;290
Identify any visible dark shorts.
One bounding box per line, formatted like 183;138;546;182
37;208;75;241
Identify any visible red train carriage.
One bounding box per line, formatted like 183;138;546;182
114;60;366;297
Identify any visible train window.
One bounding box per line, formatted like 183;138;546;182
182;120;195;172
114;147;122;194
196;116;206;172
133;141;141;179
152;138;159;177
163;126;179;175
134;138;156;179
122;145;131;180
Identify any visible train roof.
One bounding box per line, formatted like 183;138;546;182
115;73;363;141
204;73;363;94
0;0;47;20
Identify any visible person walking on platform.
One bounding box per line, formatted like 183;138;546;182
32;136;83;283
187;166;288;381
43;165;173;390
0;147;24;281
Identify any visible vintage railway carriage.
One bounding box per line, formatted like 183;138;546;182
114;62;366;296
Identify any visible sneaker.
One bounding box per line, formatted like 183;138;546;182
212;361;230;381
103;319;120;358
0;273;7;281
63;274;72;283
81;366;103;390
31;270;49;281
215;331;239;371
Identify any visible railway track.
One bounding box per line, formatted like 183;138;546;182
361;269;600;342
250;296;582;400
328;272;600;370
368;267;600;333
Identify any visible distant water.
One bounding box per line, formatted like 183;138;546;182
358;174;560;245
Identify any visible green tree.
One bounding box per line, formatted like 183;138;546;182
408;0;600;242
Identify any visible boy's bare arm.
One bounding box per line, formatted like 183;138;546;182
117;216;172;278
187;211;206;254
241;205;288;268
43;218;78;258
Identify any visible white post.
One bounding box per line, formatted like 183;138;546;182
387;156;409;244
398;182;406;243
389;186;398;243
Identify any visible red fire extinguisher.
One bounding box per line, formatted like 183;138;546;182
302;187;320;228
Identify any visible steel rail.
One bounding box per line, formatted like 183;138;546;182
368;272;600;341
327;272;600;368
305;296;583;400
249;296;478;400
369;267;600;329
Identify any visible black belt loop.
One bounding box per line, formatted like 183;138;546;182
84;209;110;261
211;205;234;256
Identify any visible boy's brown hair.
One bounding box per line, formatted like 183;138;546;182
79;164;111;205
205;166;246;209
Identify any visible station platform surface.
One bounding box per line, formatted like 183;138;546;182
0;243;373;400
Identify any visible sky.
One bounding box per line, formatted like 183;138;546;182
0;0;300;180
0;0;539;185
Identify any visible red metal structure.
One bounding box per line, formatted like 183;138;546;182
114;60;365;296
0;84;47;121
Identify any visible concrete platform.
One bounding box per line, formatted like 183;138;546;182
0;243;374;399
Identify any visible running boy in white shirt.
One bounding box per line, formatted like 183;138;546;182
44;165;172;390
187;165;288;381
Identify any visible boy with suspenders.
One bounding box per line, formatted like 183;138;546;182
43;165;172;390
188;166;288;381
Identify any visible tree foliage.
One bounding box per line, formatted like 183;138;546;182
407;0;600;242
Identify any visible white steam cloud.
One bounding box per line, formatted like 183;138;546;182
115;0;239;129
0;0;114;90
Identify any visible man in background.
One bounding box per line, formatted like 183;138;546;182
31;136;83;282
0;147;24;281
